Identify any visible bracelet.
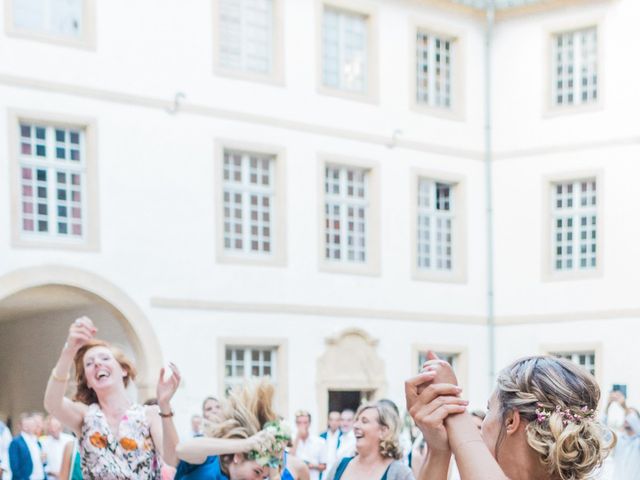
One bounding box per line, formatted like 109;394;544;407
158;410;174;418
51;368;70;383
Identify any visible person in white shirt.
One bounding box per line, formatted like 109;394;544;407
291;410;327;480
41;416;73;480
189;414;204;438
320;411;341;476
9;413;45;480
335;409;355;461
0;419;12;480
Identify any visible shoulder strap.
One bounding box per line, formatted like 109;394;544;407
334;457;353;479
380;464;391;480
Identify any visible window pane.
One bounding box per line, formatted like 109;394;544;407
222;149;275;256
219;0;273;74
323;7;368;93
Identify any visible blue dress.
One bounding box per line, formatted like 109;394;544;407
333;457;390;480
175;456;226;480
175;454;295;480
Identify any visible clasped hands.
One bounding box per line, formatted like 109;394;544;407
405;351;469;454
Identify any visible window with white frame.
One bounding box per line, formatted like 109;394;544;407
18;122;86;240
552;351;596;377
417;179;454;271
222;149;275;256
552;27;597;106
12;0;83;38
224;346;277;391
322;6;368;94
218;0;274;75
416;30;453;108
324;165;368;263
551;179;597;272
418;351;458;373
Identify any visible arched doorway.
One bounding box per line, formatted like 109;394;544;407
0;266;163;431
316;328;387;424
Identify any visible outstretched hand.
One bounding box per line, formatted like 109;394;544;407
157;362;181;409
65;316;97;354
405;351;467;453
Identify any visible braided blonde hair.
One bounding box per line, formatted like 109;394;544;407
495;356;615;480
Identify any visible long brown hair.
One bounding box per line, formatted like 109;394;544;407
72;340;137;405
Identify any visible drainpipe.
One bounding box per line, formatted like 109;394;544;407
484;0;496;389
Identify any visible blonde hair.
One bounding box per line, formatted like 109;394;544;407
355;401;403;460
496;355;615;480
204;379;277;440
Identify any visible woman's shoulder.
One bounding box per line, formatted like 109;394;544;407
387;460;415;480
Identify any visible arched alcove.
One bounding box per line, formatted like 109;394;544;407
0;266;163;429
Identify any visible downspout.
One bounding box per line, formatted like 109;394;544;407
484;0;496;388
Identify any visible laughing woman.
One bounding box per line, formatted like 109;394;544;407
323;401;414;480
44;317;181;479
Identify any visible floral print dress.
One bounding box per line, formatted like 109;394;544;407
80;403;161;479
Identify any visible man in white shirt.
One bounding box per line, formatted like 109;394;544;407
41;416;73;480
189;414;203;438
319;411;341;476
335;409;356;460
290;410;326;480
9;413;45;480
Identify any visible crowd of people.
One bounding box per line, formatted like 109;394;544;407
0;317;638;479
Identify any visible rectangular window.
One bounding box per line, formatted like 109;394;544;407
417;179;453;271
418;351;458;373
218;0;274;75
552;351;596;377
416;30;453;109
551;179;597;271
12;0;83;38
19;123;85;239
224;346;277;391
222;149;275;256
324;165;368;263
552;27;597;106
322;6;368;94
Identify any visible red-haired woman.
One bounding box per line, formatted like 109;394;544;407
44;316;181;479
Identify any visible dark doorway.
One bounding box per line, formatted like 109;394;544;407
328;390;374;413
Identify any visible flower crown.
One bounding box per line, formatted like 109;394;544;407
247;420;292;469
535;403;596;426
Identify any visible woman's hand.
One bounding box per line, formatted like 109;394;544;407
157;363;181;411
245;429;276;452
420;351;458;387
65;316;97;353
406;374;467;453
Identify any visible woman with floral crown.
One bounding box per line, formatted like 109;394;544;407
406;352;615;480
176;379;309;480
44;316;181;479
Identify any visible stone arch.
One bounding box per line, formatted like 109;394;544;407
0;265;163;423
316;328;387;424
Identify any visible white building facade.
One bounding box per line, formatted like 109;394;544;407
0;0;638;434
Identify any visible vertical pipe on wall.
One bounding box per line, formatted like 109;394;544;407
484;0;496;389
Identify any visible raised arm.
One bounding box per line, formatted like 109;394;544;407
420;354;510;480
43;317;93;435
406;371;465;480
148;363;181;467
176;431;274;465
